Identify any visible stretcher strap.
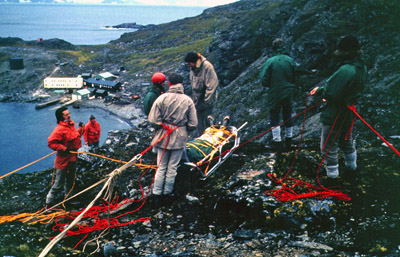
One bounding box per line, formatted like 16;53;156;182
193;127;237;176
186;140;215;158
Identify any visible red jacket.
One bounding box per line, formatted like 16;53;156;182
84;120;101;144
48;121;84;169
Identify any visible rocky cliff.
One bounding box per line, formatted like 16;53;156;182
0;0;399;256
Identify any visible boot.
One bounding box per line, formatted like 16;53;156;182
151;194;163;208
284;137;293;152
222;115;230;127
344;151;357;170
265;140;283;153
207;115;215;126
163;193;176;207
326;164;339;178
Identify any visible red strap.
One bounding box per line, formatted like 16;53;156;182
347;105;400;157
139;123;178;155
161;123;174;134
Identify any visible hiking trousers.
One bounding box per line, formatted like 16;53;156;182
46;161;76;205
320;124;356;166
153;147;184;195
195;107;213;138
269;98;293;128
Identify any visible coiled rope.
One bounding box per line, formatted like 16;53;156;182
38;123;177;257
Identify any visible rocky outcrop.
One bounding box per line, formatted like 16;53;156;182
104;22;147;30
0;0;399;256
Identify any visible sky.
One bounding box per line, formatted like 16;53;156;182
73;0;239;7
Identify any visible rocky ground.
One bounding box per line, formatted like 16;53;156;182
0;123;399;256
1;0;400;256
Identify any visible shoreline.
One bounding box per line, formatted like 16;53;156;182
0;96;144;128
0;99;143;176
78;98;144;128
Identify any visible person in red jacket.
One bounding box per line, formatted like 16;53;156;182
84;115;101;149
46;107;84;207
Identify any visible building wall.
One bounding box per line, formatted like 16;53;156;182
44;77;83;89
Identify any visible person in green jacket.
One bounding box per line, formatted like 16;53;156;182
143;72;166;116
310;35;367;179
259;38;296;151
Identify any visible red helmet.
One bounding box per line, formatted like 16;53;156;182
152;72;166;84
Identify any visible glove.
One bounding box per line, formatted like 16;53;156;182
58;148;71;154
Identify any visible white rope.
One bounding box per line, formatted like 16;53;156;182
38;153;142;257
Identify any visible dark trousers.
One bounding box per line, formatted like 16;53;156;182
320;124;356;166
269;99;293;127
195;107;213;137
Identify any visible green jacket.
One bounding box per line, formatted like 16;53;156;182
259;49;296;109
143;86;162;116
316;56;367;127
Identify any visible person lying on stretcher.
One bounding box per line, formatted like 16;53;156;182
182;115;237;164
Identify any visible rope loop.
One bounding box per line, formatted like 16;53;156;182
160;123;174;134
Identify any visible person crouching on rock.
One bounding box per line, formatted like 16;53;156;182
148;72;198;206
46;107;84;208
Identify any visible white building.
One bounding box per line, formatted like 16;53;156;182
72;89;91;100
44;77;83;89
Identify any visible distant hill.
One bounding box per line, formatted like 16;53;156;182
1;0;399;138
107;0;400;138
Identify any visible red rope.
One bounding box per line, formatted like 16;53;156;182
50;123;177;249
139;123;178;155
347;105;400;157
47;102;400;247
197;100;324;168
266;173;351;202
265;93;351;201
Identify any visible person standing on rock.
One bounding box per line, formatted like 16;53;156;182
148;72;197;206
259;38;296;152
143;72;167;116
46;107;84;207
309;35;367;179
184;52;218;137
84;114;101;149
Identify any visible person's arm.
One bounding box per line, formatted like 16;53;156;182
97;122;101;141
203;65;219;105
259;59;272;88
187;101;198;131
148;100;162;130
48;128;68;152
83;124;89;144
322;66;353;103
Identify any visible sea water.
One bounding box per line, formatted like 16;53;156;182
0;3;206;45
0;102;131;175
0;4;206;175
